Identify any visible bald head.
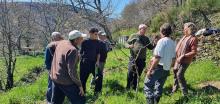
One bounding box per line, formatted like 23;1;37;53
51;32;63;41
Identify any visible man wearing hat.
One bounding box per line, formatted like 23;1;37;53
50;30;85;104
126;24;155;90
44;32;63;103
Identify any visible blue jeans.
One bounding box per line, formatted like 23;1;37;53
51;82;85;104
46;75;52;102
144;65;169;99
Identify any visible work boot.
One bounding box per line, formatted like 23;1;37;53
146;98;154;104
90;77;96;89
154;96;161;104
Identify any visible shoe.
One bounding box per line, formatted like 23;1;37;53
154;96;160;104
146;98;154;104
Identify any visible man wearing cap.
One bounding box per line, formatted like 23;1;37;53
144;23;176;104
44;32;63;103
80;28;100;94
126;24;155;90
171;22;198;96
50;30;85;104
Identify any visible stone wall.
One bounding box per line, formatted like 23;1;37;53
197;34;220;66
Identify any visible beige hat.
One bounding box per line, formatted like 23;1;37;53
68;30;87;40
98;31;106;36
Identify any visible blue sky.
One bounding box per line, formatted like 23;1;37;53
109;0;131;18
14;0;131;18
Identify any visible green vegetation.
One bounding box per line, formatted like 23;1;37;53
14;56;44;82
148;0;220;34
0;50;219;104
112;28;137;40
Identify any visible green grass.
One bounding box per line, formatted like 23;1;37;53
0;49;220;104
0;72;48;104
0;55;44;84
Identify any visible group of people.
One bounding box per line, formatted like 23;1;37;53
127;22;198;104
45;28;112;104
44;22;198;104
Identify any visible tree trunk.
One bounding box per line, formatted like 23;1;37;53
103;24;112;41
6;70;13;89
0;79;3;90
5;33;15;90
175;0;179;7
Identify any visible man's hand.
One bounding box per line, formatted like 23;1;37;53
128;44;134;48
96;61;100;67
79;86;84;96
146;70;152;78
177;55;184;63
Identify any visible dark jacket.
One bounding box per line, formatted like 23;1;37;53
127;33;154;59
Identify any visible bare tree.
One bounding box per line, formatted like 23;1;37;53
34;0;75;45
69;0;113;40
0;0;17;89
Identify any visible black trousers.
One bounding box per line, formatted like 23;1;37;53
80;59;96;93
51;82;85;104
127;58;146;90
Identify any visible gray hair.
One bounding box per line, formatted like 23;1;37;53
51;32;62;40
184;22;197;35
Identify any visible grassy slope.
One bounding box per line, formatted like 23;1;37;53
0;49;220;104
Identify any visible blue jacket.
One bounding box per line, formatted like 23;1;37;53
45;42;57;70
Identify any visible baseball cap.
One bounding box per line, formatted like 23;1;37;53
98;31;106;36
68;30;87;40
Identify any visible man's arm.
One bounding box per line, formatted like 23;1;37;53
45;47;52;70
171;58;176;67
80;41;85;55
125;34;136;48
148;56;160;72
67;49;82;87
145;37;155;50
147;43;155;50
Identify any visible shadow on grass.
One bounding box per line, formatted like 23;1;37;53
104;79;126;94
174;84;220;104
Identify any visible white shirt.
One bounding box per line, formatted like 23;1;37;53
153;37;176;71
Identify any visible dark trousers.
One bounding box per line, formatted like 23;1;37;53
144;65;169;104
51;82;85;104
80;60;96;93
172;63;189;95
127;58;146;90
94;62;105;92
46;74;52;102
